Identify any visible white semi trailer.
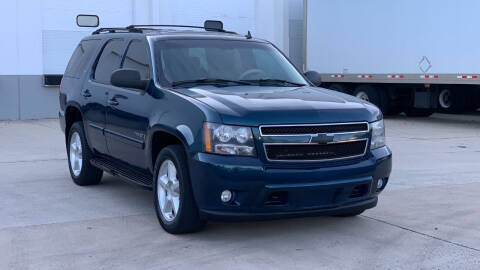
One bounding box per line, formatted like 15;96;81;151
303;0;480;116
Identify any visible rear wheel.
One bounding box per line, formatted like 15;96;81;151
438;87;466;113
437;87;476;113
353;85;389;113
153;145;205;234
67;122;103;186
438;88;453;111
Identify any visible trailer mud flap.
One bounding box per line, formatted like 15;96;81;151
414;87;438;109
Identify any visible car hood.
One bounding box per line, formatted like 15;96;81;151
175;85;381;126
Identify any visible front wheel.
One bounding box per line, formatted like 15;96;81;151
153;145;205;234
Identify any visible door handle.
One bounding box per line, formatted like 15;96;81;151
108;98;119;106
82;89;92;97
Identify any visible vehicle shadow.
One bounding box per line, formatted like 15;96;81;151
100;174;372;241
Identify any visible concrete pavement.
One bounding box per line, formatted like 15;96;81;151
0;115;479;269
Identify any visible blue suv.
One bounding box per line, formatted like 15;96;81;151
59;21;392;234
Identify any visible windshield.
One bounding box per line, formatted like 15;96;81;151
153;39;308;88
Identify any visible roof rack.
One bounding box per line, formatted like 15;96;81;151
92;27;142;35
125;25;236;34
91;20;237;35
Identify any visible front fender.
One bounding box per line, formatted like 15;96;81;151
145;88;221;173
146;124;202;174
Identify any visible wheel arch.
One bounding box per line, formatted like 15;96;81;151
147;125;193;174
64;103;83;138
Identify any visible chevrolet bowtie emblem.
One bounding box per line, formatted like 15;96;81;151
310;133;335;144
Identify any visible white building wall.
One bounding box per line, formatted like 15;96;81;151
0;0;300;120
3;0;292;76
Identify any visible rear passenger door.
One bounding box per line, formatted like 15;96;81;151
104;39;152;169
82;38;126;155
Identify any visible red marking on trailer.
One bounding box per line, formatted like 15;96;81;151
420;74;439;79
388;74;405;79
456;75;478;79
358;74;373;79
330;74;345;78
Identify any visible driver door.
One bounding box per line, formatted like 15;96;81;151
104;39;152;169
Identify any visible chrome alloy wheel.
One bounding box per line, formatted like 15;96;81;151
157;159;180;222
69;132;83;177
356;91;370;101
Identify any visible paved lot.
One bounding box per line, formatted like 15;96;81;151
1;114;480;269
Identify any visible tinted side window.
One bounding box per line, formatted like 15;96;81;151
94;39;124;84
122;40;150;80
64;39;100;78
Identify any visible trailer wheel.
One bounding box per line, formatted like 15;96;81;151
353;85;389;113
328;84;351;94
438;88;453;110
437;87;475;114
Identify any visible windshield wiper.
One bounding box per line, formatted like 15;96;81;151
240;79;306;87
171;78;253;87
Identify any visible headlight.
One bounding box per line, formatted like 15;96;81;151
204;123;256;156
370;119;386;149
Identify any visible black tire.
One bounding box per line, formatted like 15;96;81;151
404;108;434;117
438;87;479;114
67;122;103;186
153;145;205;234
437;88;466;113
333;209;365;217
329;83;351;94
353;85;389;114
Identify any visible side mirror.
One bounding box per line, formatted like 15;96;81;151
304;70;322;86
204;20;223;31
111;69;148;90
76;14;99;27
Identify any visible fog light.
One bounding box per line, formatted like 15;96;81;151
221;190;233;203
377;178;384;190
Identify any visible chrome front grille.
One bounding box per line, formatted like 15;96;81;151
260;122;370;162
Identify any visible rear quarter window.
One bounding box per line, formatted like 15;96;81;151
64;39;100;78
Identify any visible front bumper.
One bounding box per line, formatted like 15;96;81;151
189;146;392;220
